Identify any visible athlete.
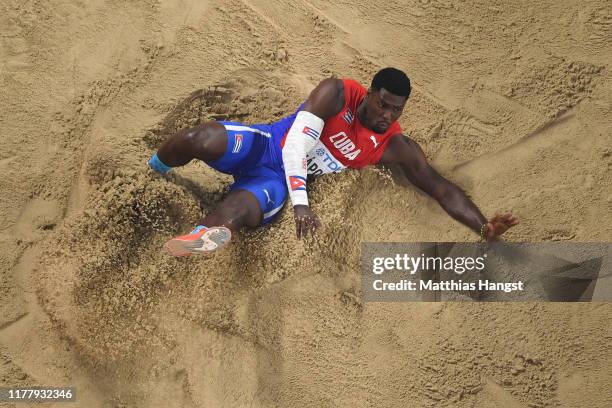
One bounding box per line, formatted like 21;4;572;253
148;68;519;256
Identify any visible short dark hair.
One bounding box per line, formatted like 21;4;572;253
371;67;411;98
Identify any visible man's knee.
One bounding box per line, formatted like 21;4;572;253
188;121;227;162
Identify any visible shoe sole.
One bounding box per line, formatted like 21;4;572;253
164;226;232;257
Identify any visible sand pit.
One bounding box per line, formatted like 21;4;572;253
1;0;610;407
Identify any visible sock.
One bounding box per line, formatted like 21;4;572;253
190;225;208;234
148;152;172;174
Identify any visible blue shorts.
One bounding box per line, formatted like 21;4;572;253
206;115;297;225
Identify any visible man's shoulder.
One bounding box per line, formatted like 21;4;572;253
379;133;412;164
315;77;364;99
322;77;365;103
328;77;346;100
385;133;411;149
332;78;368;115
341;78;368;97
313;77;345;117
342;78;365;89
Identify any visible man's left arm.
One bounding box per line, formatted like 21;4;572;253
379;134;518;240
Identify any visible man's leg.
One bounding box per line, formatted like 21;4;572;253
151;121;228;170
163;170;287;257
199;171;287;230
149;120;269;174
199;189;263;232
163;189;262;257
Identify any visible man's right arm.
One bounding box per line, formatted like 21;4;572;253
282;77;344;237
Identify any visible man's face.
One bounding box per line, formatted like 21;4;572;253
364;88;407;133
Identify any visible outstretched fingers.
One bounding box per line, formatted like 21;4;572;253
295;216;321;239
492;212;519;227
500;213;519;227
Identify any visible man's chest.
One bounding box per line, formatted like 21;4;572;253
305;109;382;176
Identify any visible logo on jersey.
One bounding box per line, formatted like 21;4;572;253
289;175;306;191
342;109;354;125
232;134;243;153
329;132;361;161
302;126;320;140
306;142;346;176
370;135;379;148
307;155;342;175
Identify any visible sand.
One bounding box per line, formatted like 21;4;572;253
1;0;611;407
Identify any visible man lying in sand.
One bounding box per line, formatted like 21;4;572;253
148;68;518;256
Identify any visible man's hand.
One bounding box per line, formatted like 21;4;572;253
293;205;321;239
484;213;519;240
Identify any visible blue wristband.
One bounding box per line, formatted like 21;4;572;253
148;153;172;174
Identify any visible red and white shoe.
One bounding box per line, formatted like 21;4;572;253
164;226;232;257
